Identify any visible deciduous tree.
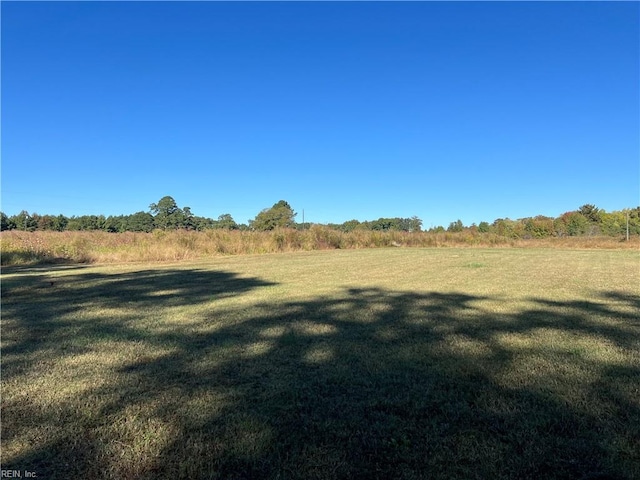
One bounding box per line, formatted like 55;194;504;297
216;214;238;230
251;200;297;231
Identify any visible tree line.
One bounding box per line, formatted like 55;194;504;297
0;196;423;234
1;197;638;238
458;204;640;239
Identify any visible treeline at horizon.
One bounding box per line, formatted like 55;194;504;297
1;196;638;239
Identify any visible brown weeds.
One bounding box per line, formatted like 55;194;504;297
1;229;637;266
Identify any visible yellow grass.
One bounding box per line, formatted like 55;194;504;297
2;248;639;479
1;229;637;266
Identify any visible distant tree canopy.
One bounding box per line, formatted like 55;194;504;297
328;216;422;233
447;219;464;233
1;199;637;239
128;212;156;232
578;204;601;224
149;196;186;230
216;214;239;230
250;200;297;231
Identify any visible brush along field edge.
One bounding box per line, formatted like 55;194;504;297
1;229;638;266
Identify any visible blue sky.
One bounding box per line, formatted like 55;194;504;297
2;2;638;227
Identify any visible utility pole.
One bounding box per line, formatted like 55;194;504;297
626;210;630;241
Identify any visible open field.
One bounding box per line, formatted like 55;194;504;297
1;248;639;479
1;229;638;266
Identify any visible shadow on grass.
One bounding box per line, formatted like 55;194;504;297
1;269;639;479
1;268;277;374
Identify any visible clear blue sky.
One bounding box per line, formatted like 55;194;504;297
2;1;638;227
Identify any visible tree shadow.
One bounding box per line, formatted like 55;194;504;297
1;268;277;377
1;271;639;479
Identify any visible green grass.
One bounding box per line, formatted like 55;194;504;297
1;248;639;479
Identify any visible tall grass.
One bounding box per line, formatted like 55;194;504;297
1;228;636;266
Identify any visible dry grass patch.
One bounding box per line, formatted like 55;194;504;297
1;248;639;479
2;229;637;267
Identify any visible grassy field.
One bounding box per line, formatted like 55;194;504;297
1;248;639;479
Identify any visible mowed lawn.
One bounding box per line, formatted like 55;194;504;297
1;248;639;479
